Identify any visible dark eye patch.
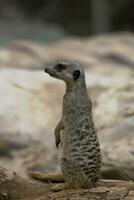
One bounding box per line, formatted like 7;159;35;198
56;63;67;71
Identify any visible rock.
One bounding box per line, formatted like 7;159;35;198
0;33;133;180
1;167;134;200
0;68;64;176
1;33;134;69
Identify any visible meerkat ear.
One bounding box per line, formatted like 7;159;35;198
73;70;80;80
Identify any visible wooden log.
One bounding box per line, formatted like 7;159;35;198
0;167;134;200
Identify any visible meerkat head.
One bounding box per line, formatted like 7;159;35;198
45;61;85;84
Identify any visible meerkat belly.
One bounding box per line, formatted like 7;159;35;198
61;128;101;187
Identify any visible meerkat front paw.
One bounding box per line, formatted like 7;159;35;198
54;120;64;148
55;134;61;148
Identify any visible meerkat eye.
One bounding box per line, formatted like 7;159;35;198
56;63;67;71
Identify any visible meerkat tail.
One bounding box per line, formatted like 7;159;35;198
29;171;65;183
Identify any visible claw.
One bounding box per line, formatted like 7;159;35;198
55;136;60;148
56;140;60;148
56;142;59;148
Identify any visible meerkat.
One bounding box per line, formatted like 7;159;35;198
31;61;101;191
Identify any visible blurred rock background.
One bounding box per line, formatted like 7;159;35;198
0;0;133;181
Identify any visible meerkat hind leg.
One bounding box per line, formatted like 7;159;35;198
51;183;70;192
30;171;65;183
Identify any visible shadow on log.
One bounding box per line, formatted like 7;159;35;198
0;167;134;200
